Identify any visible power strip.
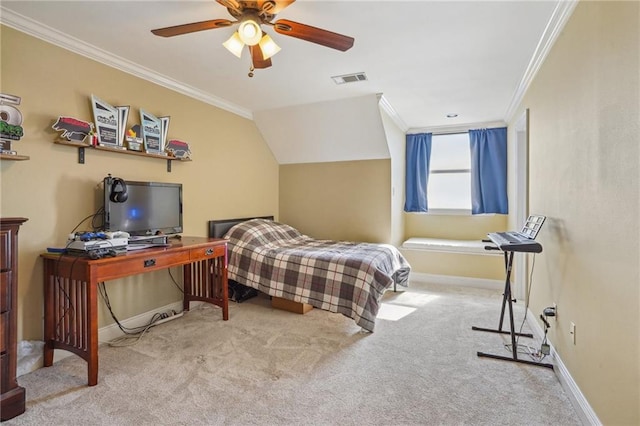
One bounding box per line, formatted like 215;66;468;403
153;311;184;326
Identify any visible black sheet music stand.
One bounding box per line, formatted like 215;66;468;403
473;239;553;369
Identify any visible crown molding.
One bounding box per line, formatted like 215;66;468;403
377;94;408;133
0;7;253;120
503;0;579;123
407;120;506;135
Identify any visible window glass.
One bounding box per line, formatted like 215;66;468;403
430;133;470;170
427;133;471;211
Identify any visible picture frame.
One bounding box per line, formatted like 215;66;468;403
91;95;120;148
139;109;163;155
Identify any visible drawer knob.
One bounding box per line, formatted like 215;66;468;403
205;248;214;256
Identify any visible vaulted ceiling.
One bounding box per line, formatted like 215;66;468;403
1;1;573;134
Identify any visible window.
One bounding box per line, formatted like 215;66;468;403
427;132;471;211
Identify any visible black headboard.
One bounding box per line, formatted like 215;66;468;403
208;216;274;238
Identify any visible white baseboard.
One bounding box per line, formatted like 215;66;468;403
51;300;188;364
526;309;601;426
409;272;502;291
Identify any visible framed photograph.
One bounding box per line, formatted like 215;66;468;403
91;95;120;147
139;109;163;155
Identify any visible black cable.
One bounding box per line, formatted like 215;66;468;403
506;254;537;358
167;268;184;294
98;282;167;335
70;207;104;235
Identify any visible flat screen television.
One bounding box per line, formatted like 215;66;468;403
103;176;183;237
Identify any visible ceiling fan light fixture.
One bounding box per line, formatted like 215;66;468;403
238;18;262;46
259;33;281;60
223;32;245;58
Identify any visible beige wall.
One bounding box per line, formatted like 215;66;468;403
404;213;507;241
279;159;391;243
0;27;279;341
511;2;639;424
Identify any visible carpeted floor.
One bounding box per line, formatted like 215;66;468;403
6;282;581;425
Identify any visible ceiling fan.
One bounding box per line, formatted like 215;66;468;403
151;0;355;76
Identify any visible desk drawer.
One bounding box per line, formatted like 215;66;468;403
0;352;7;391
96;250;191;281
0;272;10;313
0;311;8;354
0;231;9;271
190;244;225;261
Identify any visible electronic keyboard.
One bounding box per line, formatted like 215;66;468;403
487;231;542;253
485;215;546;253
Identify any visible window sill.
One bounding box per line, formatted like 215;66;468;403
405;209;501;216
407;209;472;216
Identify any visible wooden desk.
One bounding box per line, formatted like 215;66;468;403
41;237;228;386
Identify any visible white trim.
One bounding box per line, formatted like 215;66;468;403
407;120;506;135
526;309;602;426
377;94;409;133
0;7;253;120
421;208;472;216
409;272;502;291
52;300;191;364
512;109;529;300
503;0;578;122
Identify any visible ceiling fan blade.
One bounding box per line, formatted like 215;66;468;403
250;45;272;69
273;19;354;51
151;19;234;37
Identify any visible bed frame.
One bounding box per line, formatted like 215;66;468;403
208;216;274;239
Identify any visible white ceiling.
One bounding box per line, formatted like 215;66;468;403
1;0;568;131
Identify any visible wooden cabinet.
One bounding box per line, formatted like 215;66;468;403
0;217;27;421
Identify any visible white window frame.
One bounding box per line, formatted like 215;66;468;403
426;132;472;215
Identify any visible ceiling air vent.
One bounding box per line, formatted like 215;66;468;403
331;72;368;85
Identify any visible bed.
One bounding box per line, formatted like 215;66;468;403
209;218;411;332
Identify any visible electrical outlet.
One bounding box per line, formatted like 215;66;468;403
541;343;551;355
570;322;576;344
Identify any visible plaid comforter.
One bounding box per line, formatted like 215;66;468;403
224;219;411;332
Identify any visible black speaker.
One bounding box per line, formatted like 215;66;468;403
109;177;128;203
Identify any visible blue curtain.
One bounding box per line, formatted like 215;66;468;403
469;127;508;214
404;133;432;212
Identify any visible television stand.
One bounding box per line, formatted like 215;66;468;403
41;237;228;386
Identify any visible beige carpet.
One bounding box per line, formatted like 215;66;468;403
6;282;580;425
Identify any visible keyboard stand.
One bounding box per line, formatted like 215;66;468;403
472;248;553;369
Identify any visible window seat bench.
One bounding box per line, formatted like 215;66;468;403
401;237;497;256
398;237;504;287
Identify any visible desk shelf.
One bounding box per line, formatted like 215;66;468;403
54;140;190;172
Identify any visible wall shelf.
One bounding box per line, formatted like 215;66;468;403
0;153;30;161
54;140;190;172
